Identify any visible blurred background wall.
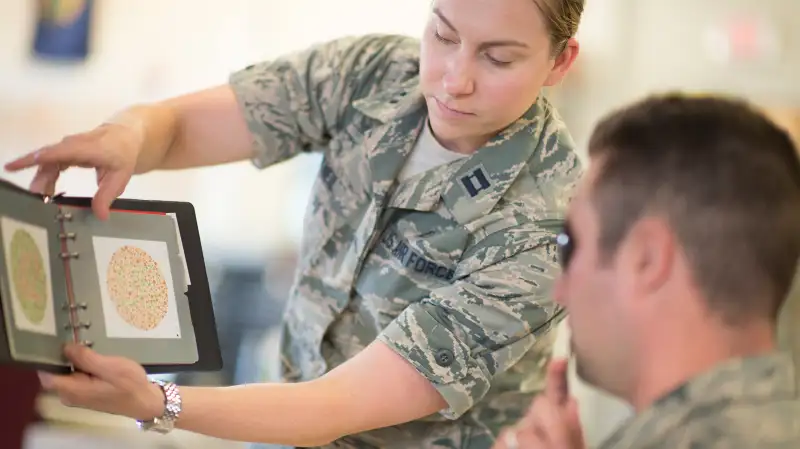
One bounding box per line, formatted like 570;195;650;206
1;0;797;259
0;0;433;260
0;0;795;448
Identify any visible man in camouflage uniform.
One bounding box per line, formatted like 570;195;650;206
10;0;585;445
494;94;800;449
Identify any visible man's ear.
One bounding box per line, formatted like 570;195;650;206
620;217;675;297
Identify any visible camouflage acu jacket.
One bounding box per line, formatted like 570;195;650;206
599;352;800;449
229;33;581;448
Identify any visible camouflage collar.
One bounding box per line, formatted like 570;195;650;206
355;78;567;223
439;97;562;224
599;352;797;449
653;352;797;408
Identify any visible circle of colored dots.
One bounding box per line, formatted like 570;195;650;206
9;229;48;325
106;245;169;331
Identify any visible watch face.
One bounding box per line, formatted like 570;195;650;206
137;381;181;434
137;417;174;433
150;424;173;434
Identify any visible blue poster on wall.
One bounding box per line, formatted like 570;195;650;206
32;0;94;61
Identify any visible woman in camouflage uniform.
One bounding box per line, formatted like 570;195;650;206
7;0;585;447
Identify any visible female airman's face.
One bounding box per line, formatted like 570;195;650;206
419;0;578;153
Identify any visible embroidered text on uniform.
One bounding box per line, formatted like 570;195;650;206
380;230;455;281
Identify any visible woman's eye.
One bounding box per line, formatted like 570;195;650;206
434;30;455;44
485;54;513;67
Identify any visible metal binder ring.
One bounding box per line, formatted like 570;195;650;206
59;251;79;259
62;302;88;311
64;321;91;330
43;192;66;204
55;212;73;221
58;232;77;240
80;340;94;347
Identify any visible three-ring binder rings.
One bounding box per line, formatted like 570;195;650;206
0;178;222;374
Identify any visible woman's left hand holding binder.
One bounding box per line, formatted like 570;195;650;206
36;343;164;421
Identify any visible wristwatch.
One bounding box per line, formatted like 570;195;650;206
136;379;182;434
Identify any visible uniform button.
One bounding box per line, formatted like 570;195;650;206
435;349;455;367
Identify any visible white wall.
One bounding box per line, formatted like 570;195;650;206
0;0;430;261
1;0;795;258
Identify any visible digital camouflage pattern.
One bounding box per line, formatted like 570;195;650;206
598;353;800;449
779;269;800;391
229;34;581;448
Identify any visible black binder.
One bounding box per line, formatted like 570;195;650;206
0;179;222;374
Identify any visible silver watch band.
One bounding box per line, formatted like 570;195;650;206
136;380;182;434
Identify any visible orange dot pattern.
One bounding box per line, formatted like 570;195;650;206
9;229;48;325
106;245;169;331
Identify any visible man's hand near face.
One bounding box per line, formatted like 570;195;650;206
493;358;586;449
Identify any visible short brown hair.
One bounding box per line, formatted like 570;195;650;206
588;93;800;324
534;0;585;55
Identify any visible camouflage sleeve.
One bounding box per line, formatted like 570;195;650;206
376;233;563;419
777;266;800;377
228;34;419;169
